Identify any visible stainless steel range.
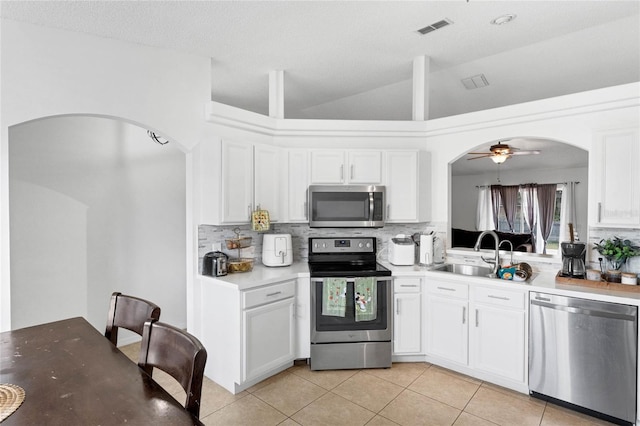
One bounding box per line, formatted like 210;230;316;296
308;237;392;371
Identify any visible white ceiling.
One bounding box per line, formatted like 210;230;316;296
1;1;634;173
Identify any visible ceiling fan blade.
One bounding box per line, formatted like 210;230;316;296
467;151;491;155
467;154;492;160
510;150;541;156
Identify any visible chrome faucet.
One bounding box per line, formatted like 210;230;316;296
474;230;500;275
499;239;514;266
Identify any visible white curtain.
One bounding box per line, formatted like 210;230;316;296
476;186;494;231
559;182;578;243
521;184;538;252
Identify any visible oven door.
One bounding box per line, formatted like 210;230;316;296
310;276;392;343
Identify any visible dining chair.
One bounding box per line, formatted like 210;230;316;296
105;292;161;346
138;319;208;419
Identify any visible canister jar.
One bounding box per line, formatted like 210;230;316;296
621;273;638;285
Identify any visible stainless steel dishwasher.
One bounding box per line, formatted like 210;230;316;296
530;292;638;425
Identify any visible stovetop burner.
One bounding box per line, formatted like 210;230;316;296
307;237;391;278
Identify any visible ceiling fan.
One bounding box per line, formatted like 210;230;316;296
467;143;541;164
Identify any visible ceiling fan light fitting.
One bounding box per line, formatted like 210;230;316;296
491;154;508;164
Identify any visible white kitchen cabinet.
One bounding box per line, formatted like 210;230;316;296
425;279;468;366
200;278;296;394
384;150;430;223
287;149;309;222
243;297;295;382
219;140;283;224
470;286;526;384
309;149;382;184
393;277;423;355
221;140;254;223
591;128;640;227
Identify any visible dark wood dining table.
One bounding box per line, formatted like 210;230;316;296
0;317;202;425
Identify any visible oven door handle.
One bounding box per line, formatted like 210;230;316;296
312;276;393;284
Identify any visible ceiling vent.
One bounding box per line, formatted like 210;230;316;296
416;18;453;35
461;74;490;90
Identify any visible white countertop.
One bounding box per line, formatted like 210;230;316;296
200;259;640;305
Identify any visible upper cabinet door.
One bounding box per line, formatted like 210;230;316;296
254;145;282;222
592;128;640;227
348;151;382;184
221;140;254;224
287;150;309;222
385;151;418;222
309;150;346;184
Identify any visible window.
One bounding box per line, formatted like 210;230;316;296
544;187;563;254
496;192;531;234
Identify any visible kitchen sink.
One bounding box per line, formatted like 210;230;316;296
431;263;497;279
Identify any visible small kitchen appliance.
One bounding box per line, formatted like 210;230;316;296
419;234;444;265
388;234;415;265
202;251;228;277
308;184;385;228
560;242;586;278
262;234;293;267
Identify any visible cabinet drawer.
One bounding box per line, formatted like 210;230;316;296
243;280;295;309
394;278;421;293
427;281;468;299
474;286;525;309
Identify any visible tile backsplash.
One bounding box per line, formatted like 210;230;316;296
198;222;446;271
588;227;640;274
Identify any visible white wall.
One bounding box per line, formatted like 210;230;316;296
1;20;210;331
9;117;186;339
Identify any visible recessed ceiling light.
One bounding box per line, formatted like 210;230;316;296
490;14;516;25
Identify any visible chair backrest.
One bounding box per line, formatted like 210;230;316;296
105;292;161;346
138;319;208;419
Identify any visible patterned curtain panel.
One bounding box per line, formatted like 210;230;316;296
537;183;558;254
499;185;519;232
490;185;502;230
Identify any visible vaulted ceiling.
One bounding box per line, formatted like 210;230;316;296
2;1;639;121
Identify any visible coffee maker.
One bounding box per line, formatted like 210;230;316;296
560;242;586;278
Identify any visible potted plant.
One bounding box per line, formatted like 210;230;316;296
593;236;640;281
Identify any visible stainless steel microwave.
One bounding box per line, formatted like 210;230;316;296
308;185;385;228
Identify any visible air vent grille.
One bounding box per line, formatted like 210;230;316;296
461;74;489;90
417;18;453;35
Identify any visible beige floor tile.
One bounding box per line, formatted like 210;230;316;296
253;372;327;416
199;376;248;418
464;386;545;426
453;412;498;426
291;392;376;426
379;389;461;426
541;403;618;426
363;363;429;387
289;364;359;390
278;419;302;426
480;381;542;404
246;369;293;393
333;371;405;413
365;415;401;425
408;367;480;410
202;394;287;426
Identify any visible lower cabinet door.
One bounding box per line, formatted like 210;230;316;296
426;295;468;365
243;297;295;382
393;293;422;354
471;304;525;382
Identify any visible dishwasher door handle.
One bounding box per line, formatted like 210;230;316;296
531;299;637;322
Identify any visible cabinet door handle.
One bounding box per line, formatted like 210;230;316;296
400;284;418;288
340;165;344;182
475;309;479;327
304;201;308;219
462;307;466;324
266;291;282;297
350;164;354;180
437;286;456;292
396;299;400;315
598;202;602;222
387;204;390;219
248;204;252;220
488;295;510;301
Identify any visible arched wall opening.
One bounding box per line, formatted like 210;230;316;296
449;136;589;257
8;115;187;343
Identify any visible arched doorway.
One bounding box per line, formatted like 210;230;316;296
9;115;186;342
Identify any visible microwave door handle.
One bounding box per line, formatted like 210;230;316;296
369;192;374;222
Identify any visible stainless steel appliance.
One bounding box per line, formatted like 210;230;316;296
560;242;586;278
530;292;638;425
308;237;392;370
202;251;228;277
308;185;385;228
